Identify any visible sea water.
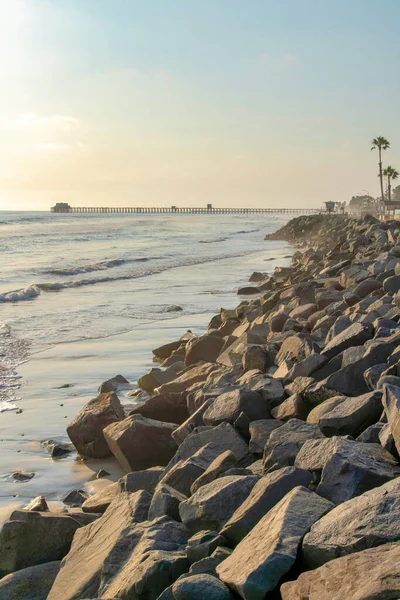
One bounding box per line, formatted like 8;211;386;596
0;211;291;515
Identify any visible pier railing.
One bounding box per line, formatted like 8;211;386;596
51;205;322;215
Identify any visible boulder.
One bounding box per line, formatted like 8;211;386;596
160;444;224;496
153;339;185;360
138;367;179;394
118;465;164;494
203;389;269;427
172;398;215;445
42;439;72;458
286;354;328;380
62;489;88;506
289;303;317;320
190;450;238;494
357;422;385;443
242;345;269;372
148;484;187;521
271;393;309;421
98;373;130;393
185;335;225;367
251;376;285;408
382;383;400;454
82;483;118;513
48;496;187;600
172;574;233;600
67;392;124;458
295;436;400;504
103;414;177;472
276;335;317;365
281;543;400;600
263;419;324;472
25;496;48;512
0;510;97;577
379;422;398;455
321;323;372;360
217;486;333;600
221;467;312;545
248;419;284;456
383;274;400;294
315;341;395;397
155;363;219;394
179;475;258;533
314;391;383;437
164;423;251;476
302;477;400;568
0;561;60;600
186;531;228;564
130;392;189;424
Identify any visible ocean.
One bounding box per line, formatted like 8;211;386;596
0;210;291;516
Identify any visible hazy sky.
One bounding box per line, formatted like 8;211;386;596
1;0;400;210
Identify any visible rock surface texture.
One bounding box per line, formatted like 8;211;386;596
10;214;400;600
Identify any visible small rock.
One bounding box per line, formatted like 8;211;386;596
25;496;48;511
42;439;73;458
11;471;35;481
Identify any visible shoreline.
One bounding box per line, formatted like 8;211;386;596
3;213;400;598
0;238;293;517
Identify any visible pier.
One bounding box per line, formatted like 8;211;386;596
51;203;322;215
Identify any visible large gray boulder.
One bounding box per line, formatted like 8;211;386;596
0;561;60;600
221;467;312;545
160;444;223;496
321;323;372;360
130;392;189;424
179;475;258;533
316;391;383;437
248;419;283;456
185;335;225;367
302;477;400;568
118;466;164;494
67;391;124;458
164;423;251;476
382;383;400;454
148;484;187;521
295;436;400;503
217;486;333;600
172;574;232;600
48;492;187;600
203;389;269;427
271;393;309;422
103;414;177;472
172;398;214;445
190;450;238;494
281;543;400;600
185;530;228;564
0;510;97;577
263;419;324;472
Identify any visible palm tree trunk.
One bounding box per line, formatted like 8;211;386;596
388;175;392;201
379;147;385;202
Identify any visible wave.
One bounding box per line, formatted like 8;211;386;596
0;285;41;303
0;249;262;303
43;257;154;277
199;237;228;244
44;259;126;276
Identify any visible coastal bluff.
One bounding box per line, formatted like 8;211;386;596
3;213;400;598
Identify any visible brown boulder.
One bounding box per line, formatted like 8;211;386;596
103;414;177;472
67;392;124;458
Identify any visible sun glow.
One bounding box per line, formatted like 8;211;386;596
0;0;30;78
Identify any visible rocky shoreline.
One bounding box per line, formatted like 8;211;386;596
2;213;400;598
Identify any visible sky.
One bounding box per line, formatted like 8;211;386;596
1;0;400;210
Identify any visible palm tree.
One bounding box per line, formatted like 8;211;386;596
383;166;399;201
371;136;390;202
